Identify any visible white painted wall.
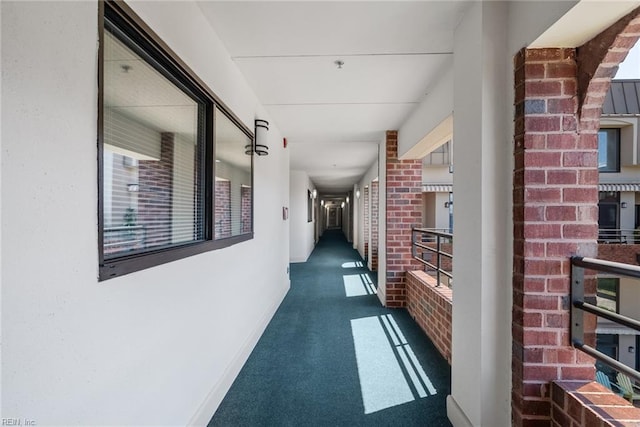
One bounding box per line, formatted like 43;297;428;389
447;2;512;426
423;165;454;185
357;154;380;261
289;170;316;262
2;2;290;425
398;70;454;159
353;185;360;250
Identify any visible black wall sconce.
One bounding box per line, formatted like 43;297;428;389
246;119;270;156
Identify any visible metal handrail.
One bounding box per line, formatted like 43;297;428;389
412;228;453;287
598;228;639;244
570;256;640;383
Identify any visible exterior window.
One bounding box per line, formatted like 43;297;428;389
214;108;253;239
598;128;620;172
598;191;619;242
424;140;451;167
99;2;253;280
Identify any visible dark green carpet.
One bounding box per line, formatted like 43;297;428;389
209;229;451;426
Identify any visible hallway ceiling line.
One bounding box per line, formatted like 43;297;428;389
231;52;454;59
198;1;467;192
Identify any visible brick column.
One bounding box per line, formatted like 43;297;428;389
364;185;369;262
215;180;231;239
370;181;379;271
139;132;175;247
385;131;422;307
512;48;598;426
241;186;251;234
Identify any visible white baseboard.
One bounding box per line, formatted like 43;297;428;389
447;395;474;427
188;282;289;426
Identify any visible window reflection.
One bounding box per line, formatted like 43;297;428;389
214;109;253;238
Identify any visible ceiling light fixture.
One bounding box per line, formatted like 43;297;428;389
334;60;344;69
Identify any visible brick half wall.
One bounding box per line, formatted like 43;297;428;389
551;381;640;426
406;270;452;364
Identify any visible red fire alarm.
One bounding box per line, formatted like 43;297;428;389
283;138;287;148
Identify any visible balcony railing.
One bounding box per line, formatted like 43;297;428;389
570;256;640;383
598;228;639;244
411;228;453;287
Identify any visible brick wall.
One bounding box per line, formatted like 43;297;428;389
215;180;231;239
551;381;640;426
364;185;369;262
138;132;175;248
406;270;452;364
385;131;422;307
511;9;640;425
598;243;640;265
371;181;379;271
241;186;251;234
512;48;599;426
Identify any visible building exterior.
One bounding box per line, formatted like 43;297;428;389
596;80;640;375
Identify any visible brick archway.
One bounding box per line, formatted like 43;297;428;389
512;8;640;426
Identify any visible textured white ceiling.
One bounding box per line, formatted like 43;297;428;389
198;1;468;192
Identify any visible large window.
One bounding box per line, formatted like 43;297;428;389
598;128;620;172
99;2;253;280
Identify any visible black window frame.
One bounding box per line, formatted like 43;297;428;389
598;128;621;173
98;0;254;281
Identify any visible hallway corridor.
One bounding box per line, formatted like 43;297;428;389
209;230;451;426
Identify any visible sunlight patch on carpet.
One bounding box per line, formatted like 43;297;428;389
350;315;436;414
342;261;364;268
343;274;376;297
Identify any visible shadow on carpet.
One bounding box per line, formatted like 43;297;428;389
209;230;452;427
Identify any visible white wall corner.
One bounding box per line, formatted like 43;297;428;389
187;283;288;426
446;395;474;427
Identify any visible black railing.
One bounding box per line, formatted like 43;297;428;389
571;256;640;383
598;228;639;244
411;228;453;287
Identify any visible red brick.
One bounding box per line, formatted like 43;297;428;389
524;206;545;221
546;242;579;257
524;134;546;149
545;206;576;222
523;278;545;293
560;366;594;380
526;188;562;203
526;80;563;97
548;278;569;293
523;294;560;310
578;169;599;185
547;170;577;185
524;223;562;239
526;63;546;78
563;152;597;168
525;169;546;184
545;313;568;328
525;151;562;167
524;365;559;381
546;62;577;78
526;48;574;62
525;116;561;132
563;224;598;239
